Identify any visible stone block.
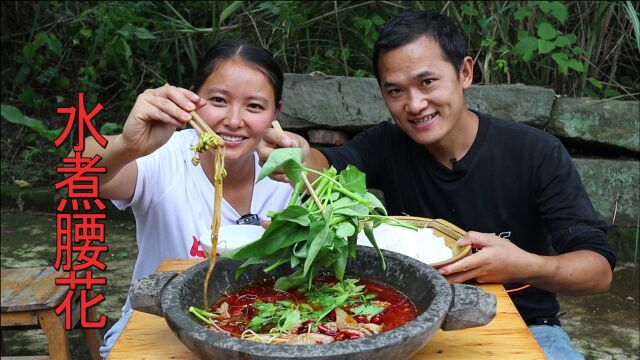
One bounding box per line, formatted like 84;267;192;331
465;84;555;127
280;74;390;130
550;98;639;153
574;158;639;227
280;75;556;131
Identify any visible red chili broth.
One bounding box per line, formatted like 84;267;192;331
207;275;417;338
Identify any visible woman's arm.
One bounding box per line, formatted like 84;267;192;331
78;84;205;201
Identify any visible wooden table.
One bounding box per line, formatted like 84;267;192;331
1;267;101;360
109;259;545;359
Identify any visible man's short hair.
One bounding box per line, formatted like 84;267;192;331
373;9;467;83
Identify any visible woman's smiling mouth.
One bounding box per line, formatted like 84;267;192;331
220;134;246;143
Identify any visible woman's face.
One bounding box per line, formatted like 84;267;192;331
196;57;280;163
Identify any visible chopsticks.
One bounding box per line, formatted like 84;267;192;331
189;111;215;135
271;121;323;211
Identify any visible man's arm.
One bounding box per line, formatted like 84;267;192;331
438;231;613;296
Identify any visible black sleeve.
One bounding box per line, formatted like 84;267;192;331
317;123;390;189
534;138;616;269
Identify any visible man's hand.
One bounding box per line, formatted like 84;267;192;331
258;128;328;183
438;231;613;296
438;231;539;284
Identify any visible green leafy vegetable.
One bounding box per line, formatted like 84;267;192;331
350;303;384;317
224;148;416;290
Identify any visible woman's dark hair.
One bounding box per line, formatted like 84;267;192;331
372;9;467;84
192;39;284;103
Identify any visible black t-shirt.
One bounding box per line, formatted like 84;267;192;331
319;111;616;324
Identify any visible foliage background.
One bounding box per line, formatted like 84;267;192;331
1;1;638;186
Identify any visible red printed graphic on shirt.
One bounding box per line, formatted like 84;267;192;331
190;235;206;258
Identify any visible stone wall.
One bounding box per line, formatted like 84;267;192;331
279;74;640;228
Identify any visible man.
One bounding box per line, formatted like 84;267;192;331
258;9;615;359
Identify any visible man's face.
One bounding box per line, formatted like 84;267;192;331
378;36;472;147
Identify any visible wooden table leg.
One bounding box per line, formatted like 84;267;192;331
38;309;70;360
82;302;102;360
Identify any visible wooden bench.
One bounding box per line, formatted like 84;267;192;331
1;267;101;360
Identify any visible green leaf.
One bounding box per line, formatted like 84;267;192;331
372;15;385;25
257;147;303;183
363;192;386;215
226;220;307;259
23;43;38;62
512;36;538;62
567;59;584;72
258;1;281;14
338;165;366;193
274;269;307;290
46;33;62;56
547;2;568;23
347;233;358;258
554;35;572;47
350;303;384;317
219;0;243;24
275;205;311;226
514;6;533;20
517;29;530;41
335;221;356;238
80;28;92;38
551;52;569;74
303;221;331;276
571;46;585;56
461;4;479;16
538;1;552;13
604;88;622;98
363;223;386;270
586;77;604;89
626;0;640;52
333;247;348;281
1;105;62;142
133;27;156;40
537;22;557;40
537;39;556;54
281;309;300;331
334;203;369;217
481;39;497;48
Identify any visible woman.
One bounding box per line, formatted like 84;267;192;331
87;39;293;357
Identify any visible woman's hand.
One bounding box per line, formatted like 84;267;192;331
121;84;207;156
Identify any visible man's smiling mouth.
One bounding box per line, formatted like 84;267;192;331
410;112;438;125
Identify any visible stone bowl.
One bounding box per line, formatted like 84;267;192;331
130;246;495;360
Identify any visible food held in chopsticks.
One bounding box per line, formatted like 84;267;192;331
188;111;226;308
